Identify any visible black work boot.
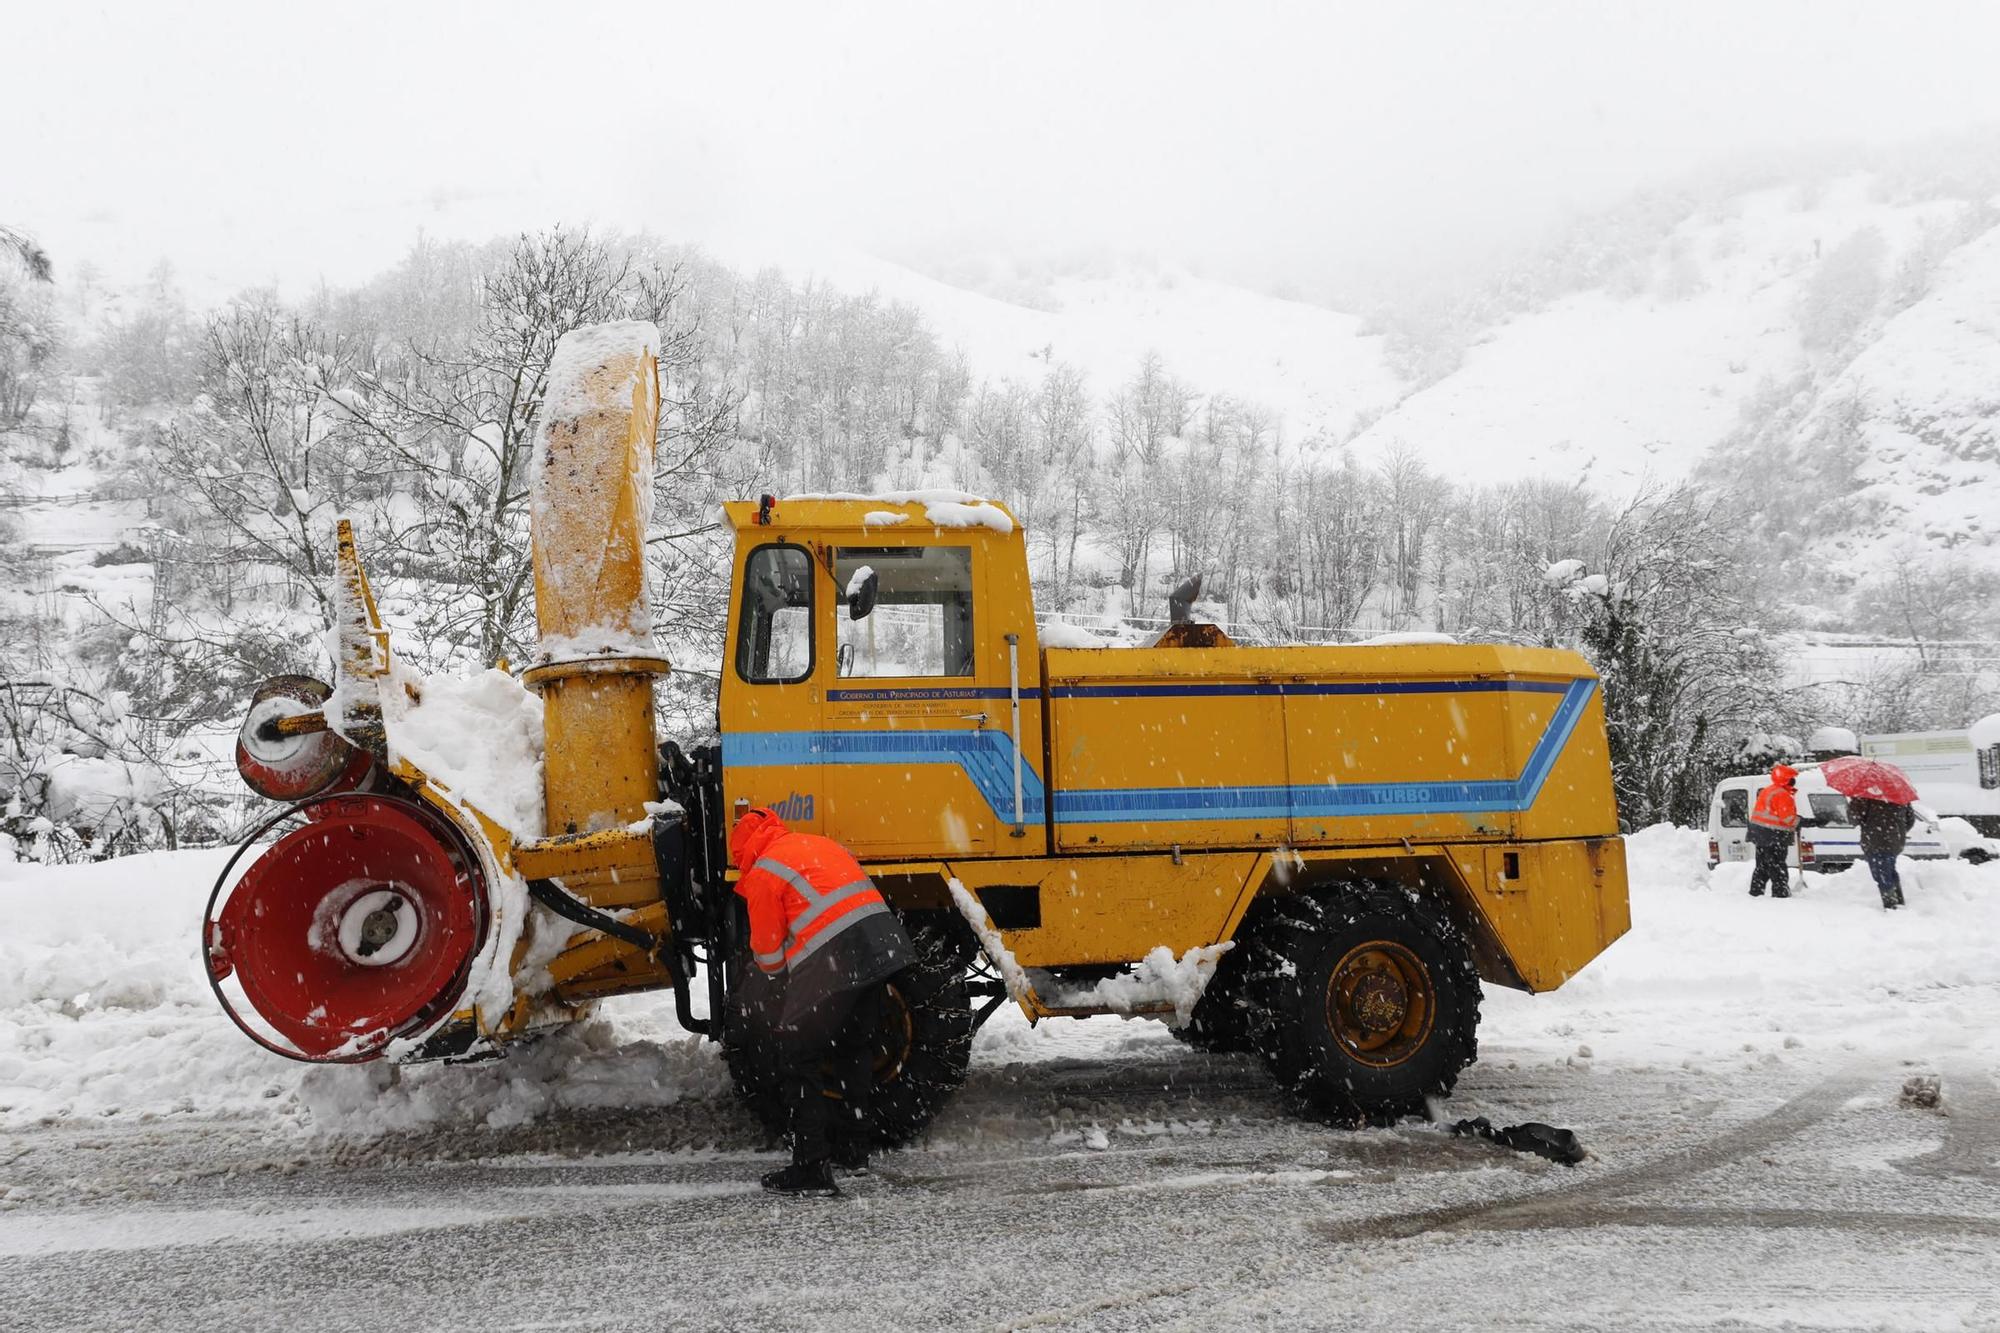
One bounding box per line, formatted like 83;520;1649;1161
761;1161;839;1197
832;1141;871;1174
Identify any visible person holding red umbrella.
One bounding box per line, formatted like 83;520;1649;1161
1821;755;1923;911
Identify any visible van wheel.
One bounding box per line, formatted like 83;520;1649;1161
1240;882;1481;1126
722;918;974;1147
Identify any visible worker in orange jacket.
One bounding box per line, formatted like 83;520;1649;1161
1746;763;1799;899
730;806;913;1197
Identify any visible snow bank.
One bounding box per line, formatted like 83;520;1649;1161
300;1015;728;1135
0;849;722;1134
1971;714;2000;752
1483;822;2000;1072
6;826;1996;1136
0;848;304;1128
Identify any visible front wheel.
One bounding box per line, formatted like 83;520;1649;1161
1240;882;1481;1126
722;919;974;1147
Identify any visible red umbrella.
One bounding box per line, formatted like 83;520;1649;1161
1819;755;1920;805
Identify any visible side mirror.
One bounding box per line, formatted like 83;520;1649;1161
847;567;878;621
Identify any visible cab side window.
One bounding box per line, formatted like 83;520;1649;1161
736;545;814;684
833;546;974;678
1719;790;1749;828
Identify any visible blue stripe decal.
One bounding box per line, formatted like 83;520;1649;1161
1048;679;1569;700
724;729;1048;821
724;678;1598;825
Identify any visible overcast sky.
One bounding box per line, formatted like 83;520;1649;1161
7;0;2000;305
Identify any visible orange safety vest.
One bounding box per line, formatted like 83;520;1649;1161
731;810;892;977
1749;781;1798;832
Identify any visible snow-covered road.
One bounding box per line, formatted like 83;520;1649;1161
3;828;1998;1331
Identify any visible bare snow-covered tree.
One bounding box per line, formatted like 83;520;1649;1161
1560;486;1782;827
1101;353;1193;614
0;226;51;283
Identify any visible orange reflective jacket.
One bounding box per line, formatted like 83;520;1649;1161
730;808;893;977
1750;764;1799;831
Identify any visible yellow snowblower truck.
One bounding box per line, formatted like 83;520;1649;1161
204;321;1630;1140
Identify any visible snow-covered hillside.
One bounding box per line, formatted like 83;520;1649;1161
710;239;1405;444
1345;181;1972;484
1784;221;2000;581
801;175;1998;573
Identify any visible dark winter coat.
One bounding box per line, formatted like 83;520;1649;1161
1848;796;1916;857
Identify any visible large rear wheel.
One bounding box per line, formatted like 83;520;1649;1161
722;918;973;1147
1240;882;1480;1126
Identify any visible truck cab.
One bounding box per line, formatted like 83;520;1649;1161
720;495;1045;859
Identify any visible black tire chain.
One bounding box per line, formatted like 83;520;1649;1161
1237;881;1482;1126
721;917;975;1148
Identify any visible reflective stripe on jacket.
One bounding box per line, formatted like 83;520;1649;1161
1749;783;1798;832
734;828;893;976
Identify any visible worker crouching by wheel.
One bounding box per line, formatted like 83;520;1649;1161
730;806;913;1198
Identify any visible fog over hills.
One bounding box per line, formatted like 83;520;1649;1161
773;156;2000;587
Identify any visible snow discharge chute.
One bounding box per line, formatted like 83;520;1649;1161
206;320;670;1064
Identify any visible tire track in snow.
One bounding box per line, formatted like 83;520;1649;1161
1312;1073;1870;1243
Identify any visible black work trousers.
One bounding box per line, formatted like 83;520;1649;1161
778;981;883;1166
1748;838;1791;897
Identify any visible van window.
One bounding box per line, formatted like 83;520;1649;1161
1806;793;1850;826
736;545;814;684
833;546;974;678
1718;790;1749;827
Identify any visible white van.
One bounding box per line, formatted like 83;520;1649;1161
1705;770;1951;872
